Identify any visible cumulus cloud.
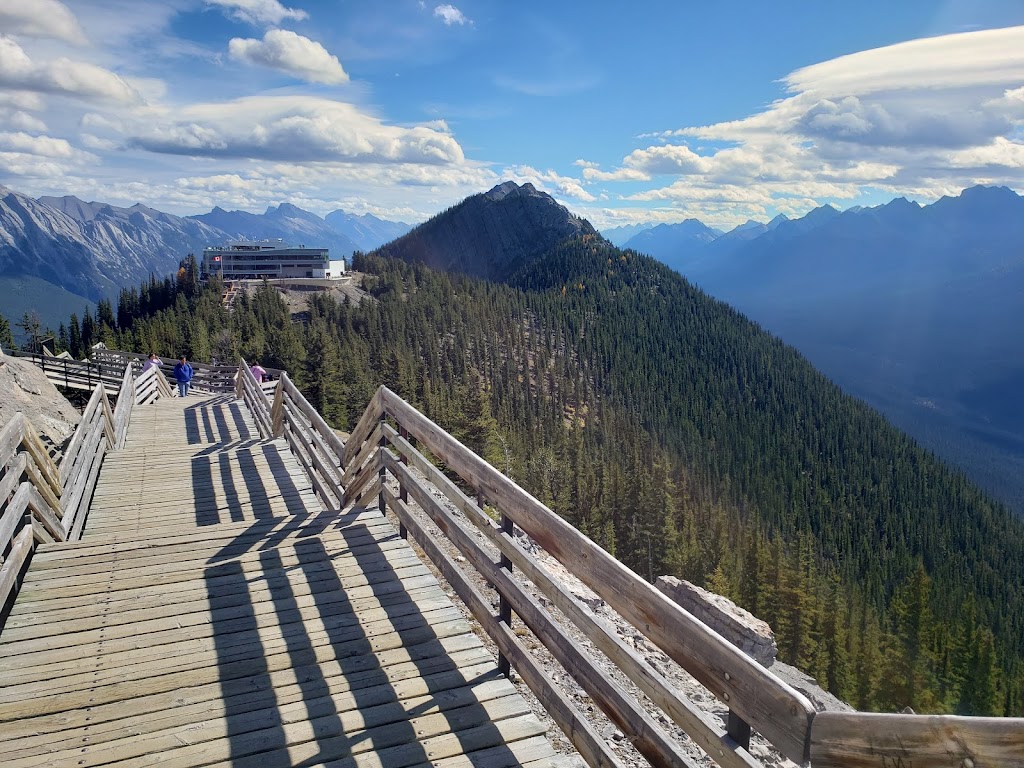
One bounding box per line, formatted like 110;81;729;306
0;0;86;44
0;36;142;104
229;29;348;84
206;0;307;25
0;130;84;158
434;4;470;26
585;25;1024;221
4;110;47;132
127;95;466;165
505;165;597;202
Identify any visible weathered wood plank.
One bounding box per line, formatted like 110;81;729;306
343;383;383;466
0;636;487;741
810;712;1024;768
281;373;346;460
5;662;506;764
1;586;451;684
0;525;33;607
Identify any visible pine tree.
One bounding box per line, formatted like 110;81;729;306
0;313;14;352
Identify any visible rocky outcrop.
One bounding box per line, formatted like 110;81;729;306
376;181;596;281
656;575;853;714
656;576;777;667
0;355;80;447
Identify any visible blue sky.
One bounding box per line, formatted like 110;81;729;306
1;0;1024;229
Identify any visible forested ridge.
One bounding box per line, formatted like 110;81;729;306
52;239;1024;717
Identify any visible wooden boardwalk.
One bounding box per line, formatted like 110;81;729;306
0;394;563;768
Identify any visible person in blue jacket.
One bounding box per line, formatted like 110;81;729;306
173;355;194;397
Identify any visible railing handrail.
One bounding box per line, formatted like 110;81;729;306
1;361;147;614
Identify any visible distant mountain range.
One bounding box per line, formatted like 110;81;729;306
614;185;1024;513
0;186;414;331
602;222;654;246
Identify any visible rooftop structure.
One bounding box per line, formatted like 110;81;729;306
200;240;346;280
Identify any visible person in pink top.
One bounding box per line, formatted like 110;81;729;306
250;360;267;383
142;353;161;372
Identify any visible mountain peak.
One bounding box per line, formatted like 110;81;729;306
482;180;546;203
265;202;321;222
377;181;594;281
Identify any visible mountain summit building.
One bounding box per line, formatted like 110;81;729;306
200;241;347;281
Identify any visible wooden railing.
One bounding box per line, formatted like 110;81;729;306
0;362;141;611
9;350;121;394
237;362;345;510
239;378;1024;768
133;364;175;407
99;349;282;393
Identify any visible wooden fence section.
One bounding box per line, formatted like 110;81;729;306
319;384;1024;768
96;348;283;393
8;351;122;394
237;360;346;512
0;362;139;611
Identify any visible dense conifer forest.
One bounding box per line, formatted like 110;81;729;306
52;244;1024;716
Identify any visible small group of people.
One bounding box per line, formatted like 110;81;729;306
141;353;268;396
142;353;194;397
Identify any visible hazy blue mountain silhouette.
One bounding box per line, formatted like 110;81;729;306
324;210;412;252
636;185;1024;512
191;204;360;257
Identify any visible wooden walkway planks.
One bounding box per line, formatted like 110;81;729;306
0;393;564;768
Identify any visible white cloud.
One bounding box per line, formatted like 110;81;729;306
229;29;348;84
0;36;142;104
80;133;118;151
586;25;1024;219
434;4;470;26
4;110;47;132
623;144;711;175
0;91;44;111
948;137;1024;169
505;165;597;202
784;26;1024;96
127;95;465;165
205;0;307;25
0;0;86;45
0;131;83;158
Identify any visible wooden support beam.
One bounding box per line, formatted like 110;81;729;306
810;712;1024;768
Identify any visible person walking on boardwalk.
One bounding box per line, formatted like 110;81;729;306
250;360;267;383
142;353;161;373
173;355;194;397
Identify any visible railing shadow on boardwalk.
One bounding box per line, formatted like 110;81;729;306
184;395;254;445
184;397;306;526
202;500;521;767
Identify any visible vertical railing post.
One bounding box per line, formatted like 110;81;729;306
270;379;285;437
477;487;515;678
397;424;409;539
727;710;751;751
377;411;387;516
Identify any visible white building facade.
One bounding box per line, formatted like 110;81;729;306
200;241;347;280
